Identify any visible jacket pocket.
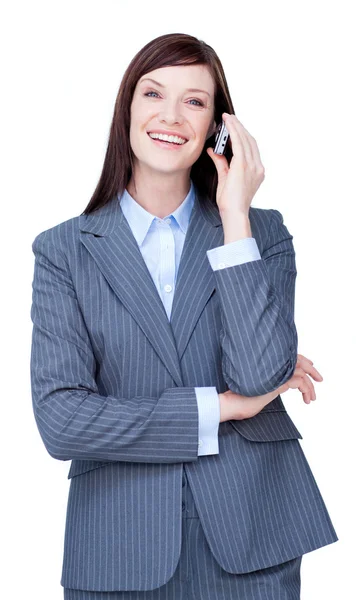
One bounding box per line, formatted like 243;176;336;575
229;406;303;442
67;459;117;480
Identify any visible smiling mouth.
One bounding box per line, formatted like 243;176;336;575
147;133;188;149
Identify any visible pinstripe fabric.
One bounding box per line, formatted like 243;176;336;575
30;187;338;592
63;468;303;599
119;181;222;456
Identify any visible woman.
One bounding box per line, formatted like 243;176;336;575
30;33;338;599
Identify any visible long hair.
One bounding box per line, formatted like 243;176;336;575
82;32;235;215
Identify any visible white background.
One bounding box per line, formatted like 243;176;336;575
1;0;355;597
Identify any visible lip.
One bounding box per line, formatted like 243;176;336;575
147;129;189;141
147;132;188;150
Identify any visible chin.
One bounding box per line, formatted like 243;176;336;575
138;155;191;171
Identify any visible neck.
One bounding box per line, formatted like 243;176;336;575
126;166;191;219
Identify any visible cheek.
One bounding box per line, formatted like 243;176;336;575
130;108;152;140
128;126;136;148
129;124;150;162
194;116;213;140
128;126;141;160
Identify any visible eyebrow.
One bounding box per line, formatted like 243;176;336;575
139;77;211;98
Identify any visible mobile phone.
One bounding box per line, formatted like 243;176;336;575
213;121;229;155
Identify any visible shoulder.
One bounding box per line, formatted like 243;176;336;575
31;214;81;257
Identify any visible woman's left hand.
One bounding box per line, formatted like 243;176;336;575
223;353;323;420
277;353;323;403
206;113;265;216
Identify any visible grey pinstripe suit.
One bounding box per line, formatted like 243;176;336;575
30;187;338;593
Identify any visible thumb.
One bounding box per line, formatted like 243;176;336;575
206;147;229;181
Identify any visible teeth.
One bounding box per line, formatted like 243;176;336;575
148;132;187;145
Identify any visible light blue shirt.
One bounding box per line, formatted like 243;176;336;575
119;179;261;456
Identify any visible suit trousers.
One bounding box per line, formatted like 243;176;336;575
63;467;302;600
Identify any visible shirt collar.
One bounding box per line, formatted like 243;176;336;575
118;179;196;247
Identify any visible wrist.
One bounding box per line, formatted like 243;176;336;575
219;393;233;423
220;212;252;244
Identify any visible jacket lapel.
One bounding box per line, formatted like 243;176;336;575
170;190;223;360
78;188;223;385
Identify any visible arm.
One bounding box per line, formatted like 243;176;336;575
206;209;298;397
195;236;264;453
30;234;200;464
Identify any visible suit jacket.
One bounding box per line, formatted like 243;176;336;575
30;187;338;592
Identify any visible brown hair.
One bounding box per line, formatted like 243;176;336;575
82;32;235;215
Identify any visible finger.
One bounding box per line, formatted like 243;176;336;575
297;353;313;365
287;369;315;403
301;363;323;382
206;147;229;180
309;365;323;381
291;367;307;380
296;354;323;381
222;113;250;165
301;375;316;403
224;113;264;171
297;375;314;404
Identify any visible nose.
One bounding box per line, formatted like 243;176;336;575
158;101;184;126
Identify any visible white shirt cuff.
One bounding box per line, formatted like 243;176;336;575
206;238;261;270
194;387;220;455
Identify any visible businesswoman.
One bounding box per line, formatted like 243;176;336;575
30;33;338;599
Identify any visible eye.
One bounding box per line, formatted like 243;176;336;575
189;99;204;106
144;91;204;107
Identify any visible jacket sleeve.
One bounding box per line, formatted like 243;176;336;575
206;209;298;397
30;234;199;464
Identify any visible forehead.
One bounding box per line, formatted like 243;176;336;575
137;64;215;92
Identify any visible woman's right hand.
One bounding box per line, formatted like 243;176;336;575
219;353;323;422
